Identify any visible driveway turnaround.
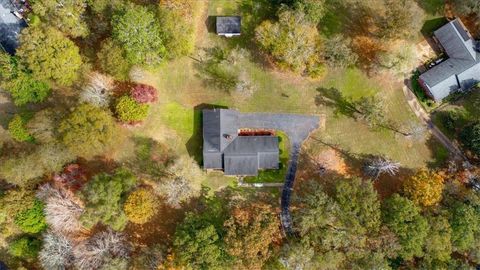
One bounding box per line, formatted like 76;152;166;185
237;113;320;235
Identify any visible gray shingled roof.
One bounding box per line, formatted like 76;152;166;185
203;109;279;176
420;19;480;88
223;136;278;156
216;16;241;34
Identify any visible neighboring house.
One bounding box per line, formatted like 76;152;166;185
203;109;279;176
0;0;27;54
419;18;480;101
216;16;241;37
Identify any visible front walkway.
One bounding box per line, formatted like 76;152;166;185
402;81;467;161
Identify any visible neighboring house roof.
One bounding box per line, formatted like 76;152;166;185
0;0;27;54
216;16;241;35
419;18;480;100
202;109;279;176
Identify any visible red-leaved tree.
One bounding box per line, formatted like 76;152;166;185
131;84;158;103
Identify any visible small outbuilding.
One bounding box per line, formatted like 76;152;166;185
216;16;241;37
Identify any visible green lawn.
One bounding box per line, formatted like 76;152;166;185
128;0;448;190
244;131;290;183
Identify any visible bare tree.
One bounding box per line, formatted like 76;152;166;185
79;72;115;107
364;157;400;179
37;184;84;235
153;156;203;208
27;109;63;144
39;231;75;270
74;230;131;270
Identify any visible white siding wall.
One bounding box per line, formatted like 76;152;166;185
429;75;459;101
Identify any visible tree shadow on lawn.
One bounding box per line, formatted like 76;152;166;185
303;136;416;198
421;17;448;46
186;103;228;166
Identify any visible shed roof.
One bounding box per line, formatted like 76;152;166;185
216;16;241;34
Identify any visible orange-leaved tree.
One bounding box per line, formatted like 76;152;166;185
403;169;445;207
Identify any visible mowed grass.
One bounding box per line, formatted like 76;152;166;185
129;0;448;190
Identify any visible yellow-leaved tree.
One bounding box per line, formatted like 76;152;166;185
124;188;158;224
403;169;445;207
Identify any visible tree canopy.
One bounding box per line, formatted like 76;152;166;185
59;104;117;157
112;5;166;66
31;0;89;37
17;27;82;86
382;194;429;260
255;7;322;75
403;169;445;207
79;168;137;231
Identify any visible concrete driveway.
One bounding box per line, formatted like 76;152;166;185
238;113;319;145
238;112;320;234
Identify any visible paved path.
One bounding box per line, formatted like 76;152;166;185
402;82;467;161
238;113;320;235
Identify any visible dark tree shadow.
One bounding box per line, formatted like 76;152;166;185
76;156;119;179
415;0;444;17
421;17;448;38
186;103;228;166
315;87;359;117
425;136;451;168
305;136;415;198
205;16;218;34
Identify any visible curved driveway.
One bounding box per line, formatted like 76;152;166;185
238;113;320;235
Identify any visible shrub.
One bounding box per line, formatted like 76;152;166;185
115;95;149;122
124;188;158;224
14;199;48;233
8;236;41;259
131;84;158;103
59;104;117;157
8;114;34;142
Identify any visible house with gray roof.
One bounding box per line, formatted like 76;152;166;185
0;0;27;54
216;16;241;37
419;18;480;101
203;109;279;176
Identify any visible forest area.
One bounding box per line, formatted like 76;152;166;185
0;0;480;269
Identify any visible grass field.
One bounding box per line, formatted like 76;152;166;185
126;0;448;190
